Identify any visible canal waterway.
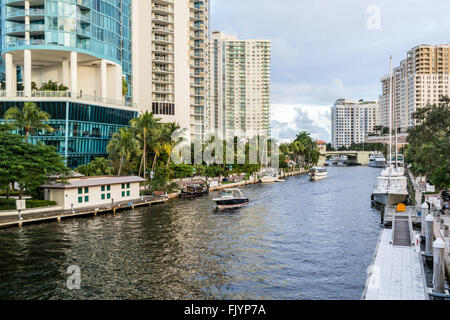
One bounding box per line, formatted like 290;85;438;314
0;166;382;300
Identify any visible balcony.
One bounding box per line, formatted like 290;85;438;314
0;90;137;108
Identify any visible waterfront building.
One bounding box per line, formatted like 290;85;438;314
331;99;379;149
0;0;137;168
42;176;145;210
379;43;450;132
316;140;327;166
132;0;210;140
0;0;210;167
207;31;271;139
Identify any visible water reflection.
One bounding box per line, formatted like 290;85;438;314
0;166;382;300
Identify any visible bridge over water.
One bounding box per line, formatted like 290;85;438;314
324;151;373;166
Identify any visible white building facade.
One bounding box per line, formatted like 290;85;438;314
379;43;450;132
331;99;379;149
207;31;271;139
132;0;210;139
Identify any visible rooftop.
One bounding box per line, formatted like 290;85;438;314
41;176;146;189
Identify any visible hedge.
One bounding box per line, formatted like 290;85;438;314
0;199;57;211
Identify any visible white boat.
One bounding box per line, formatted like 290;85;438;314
371;56;409;207
261;176;277;184
309;166;327;181
386;154;405;168
337;156;348;166
213;189;249;209
372;167;408;206
368;154;386;168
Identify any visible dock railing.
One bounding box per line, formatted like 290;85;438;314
384;205;422;224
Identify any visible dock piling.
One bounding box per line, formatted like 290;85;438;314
425;214;434;257
433;238;446;295
421;202;428;238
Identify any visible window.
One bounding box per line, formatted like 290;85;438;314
78;196;83;203
122;191;125;197
101;186;105;192
127;191;130;197
84;196;89;202
121;184;125;189
78;188;83;194
84;187;89;193
107;193;111;199
107;185;111;191
101;194;105;200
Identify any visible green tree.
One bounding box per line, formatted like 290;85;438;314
130;111;161;180
76;157;114;176
107;127;139;176
0;132;69;199
406;96;450;189
122;78;128;97
4;102;54;143
39;80;68;91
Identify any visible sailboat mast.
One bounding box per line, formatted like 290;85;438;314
388;56;393;181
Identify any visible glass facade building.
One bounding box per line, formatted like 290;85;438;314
0;0;136;168
0;100;137;168
1;0;132;98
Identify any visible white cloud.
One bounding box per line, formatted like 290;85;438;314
271;104;331;143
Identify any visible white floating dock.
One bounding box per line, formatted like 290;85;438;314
363;229;427;300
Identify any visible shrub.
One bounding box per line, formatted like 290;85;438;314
0;199;57;211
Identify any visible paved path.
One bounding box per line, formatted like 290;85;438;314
364;229;427;300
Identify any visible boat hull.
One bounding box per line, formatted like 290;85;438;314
214;198;249;209
309;173;327;181
261;176;277;184
368;161;385;168
372;193;408;206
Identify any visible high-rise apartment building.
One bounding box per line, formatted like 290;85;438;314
132;0;209;139
379;43;450;132
331;99;379;149
207;31;271;139
0;0;210;167
0;0;137;168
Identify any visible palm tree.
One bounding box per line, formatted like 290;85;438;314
129;111;161;179
4;102;53;143
107;127;139;176
160;122;184;168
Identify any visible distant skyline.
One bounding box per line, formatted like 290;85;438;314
211;0;450;142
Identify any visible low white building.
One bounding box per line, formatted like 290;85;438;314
41;176;146;210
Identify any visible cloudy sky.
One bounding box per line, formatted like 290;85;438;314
211;0;450;142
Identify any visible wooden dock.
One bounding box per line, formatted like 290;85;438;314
0;196;168;229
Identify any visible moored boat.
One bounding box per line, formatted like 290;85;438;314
309;166;327;181
213;188;249;209
372;167;408;206
368;154;386;168
180;184;208;198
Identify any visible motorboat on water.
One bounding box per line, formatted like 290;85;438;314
213;188;249;209
180;184;208;198
368;154;386;168
309;166;327;181
372;166;408;206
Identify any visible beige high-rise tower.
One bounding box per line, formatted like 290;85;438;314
207;31;271;139
379;43;450;132
132;0;209;139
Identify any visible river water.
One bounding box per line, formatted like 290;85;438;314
0;166;382;300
